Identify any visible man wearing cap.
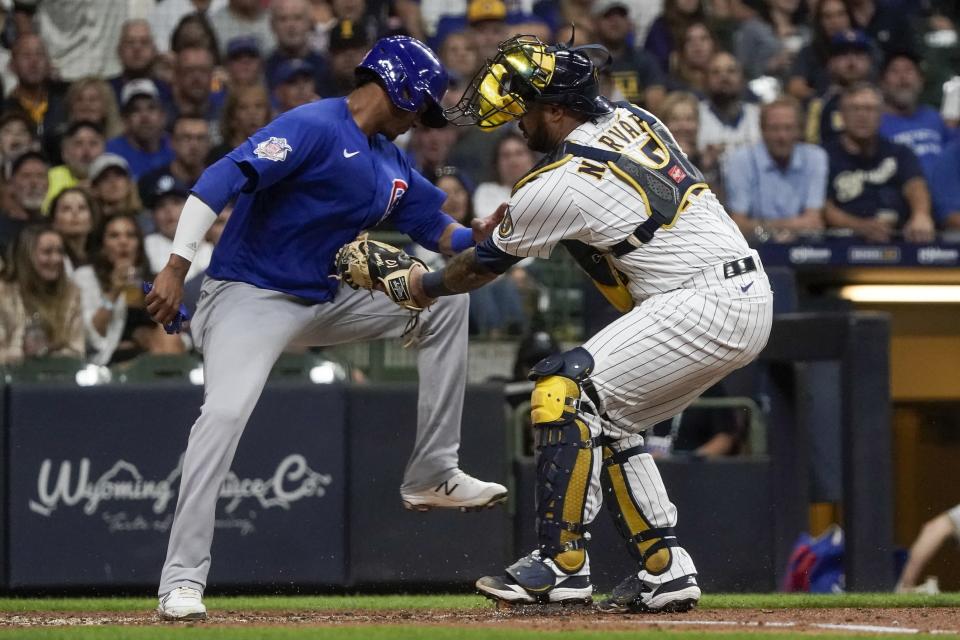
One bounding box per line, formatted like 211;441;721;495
266;0;336;98
272;59;319;114
879;51;950;183
224;36;264;89
806;29;875;145
107;79;175;180
328;20;372;96
146;36;508;620
210;0;276;60
430;0;543;52
45;121;106;209
0;150;48;257
593;0;665;112
138;116;212;212
109;20;174;111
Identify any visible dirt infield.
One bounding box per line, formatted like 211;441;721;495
1;606;958;634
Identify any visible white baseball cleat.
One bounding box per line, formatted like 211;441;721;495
157;586;207;621
401;470;508;512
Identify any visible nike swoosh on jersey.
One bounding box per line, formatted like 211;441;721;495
740;282;754;293
343;149;360;158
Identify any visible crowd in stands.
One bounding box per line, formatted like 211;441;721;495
0;0;958;372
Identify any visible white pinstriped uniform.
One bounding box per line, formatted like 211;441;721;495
494;106;774;584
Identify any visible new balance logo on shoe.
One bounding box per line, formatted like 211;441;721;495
435;480;459;496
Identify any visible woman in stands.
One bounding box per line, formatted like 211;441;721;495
50;187;100;275
0;225;84;365
73;213;183;365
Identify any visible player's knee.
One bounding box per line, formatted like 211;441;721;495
200;401;248;432
529;347;595;426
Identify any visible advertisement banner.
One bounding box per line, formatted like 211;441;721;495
8;383;347;588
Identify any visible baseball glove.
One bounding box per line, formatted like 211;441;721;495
334;236;430;311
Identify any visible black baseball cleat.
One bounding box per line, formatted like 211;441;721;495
476;551;594;605
597;574;701;614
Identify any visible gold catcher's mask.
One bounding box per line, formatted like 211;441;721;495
444;34;613;129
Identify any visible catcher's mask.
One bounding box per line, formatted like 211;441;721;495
444;33;614;129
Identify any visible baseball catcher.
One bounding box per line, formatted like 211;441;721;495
409;33;774;612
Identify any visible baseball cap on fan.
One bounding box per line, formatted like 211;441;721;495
120;78;160;111
467;0;507;24
89;153;131;184
274;58;315;86
329;20;370;53
593;0;629;16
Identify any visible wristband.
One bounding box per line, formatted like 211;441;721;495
450;226;475;253
100;297;116;311
421;270;455;298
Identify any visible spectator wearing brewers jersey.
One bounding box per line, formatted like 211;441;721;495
930;140;960;229
593;0;666;112
723;97;827;242
879;51;951;183
824;83;935;243
697;51;761;157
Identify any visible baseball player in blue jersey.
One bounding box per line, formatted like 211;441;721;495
146;37;507;620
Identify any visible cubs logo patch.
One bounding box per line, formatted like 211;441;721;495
254;136;293;162
498;210;514;238
381;178;409;221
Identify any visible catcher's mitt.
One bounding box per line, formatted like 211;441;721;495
334;237;430;311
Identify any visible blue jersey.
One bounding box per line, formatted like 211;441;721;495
879;106;950;181
207;98;448;303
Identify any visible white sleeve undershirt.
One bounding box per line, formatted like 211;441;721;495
171;195;219;263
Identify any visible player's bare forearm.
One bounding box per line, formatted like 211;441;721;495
442;247;499;292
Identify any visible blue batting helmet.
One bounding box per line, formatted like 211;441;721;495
357;36;449;128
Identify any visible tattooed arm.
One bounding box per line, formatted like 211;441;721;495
412;239;523;305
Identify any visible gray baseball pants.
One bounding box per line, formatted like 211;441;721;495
158;277;469;595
